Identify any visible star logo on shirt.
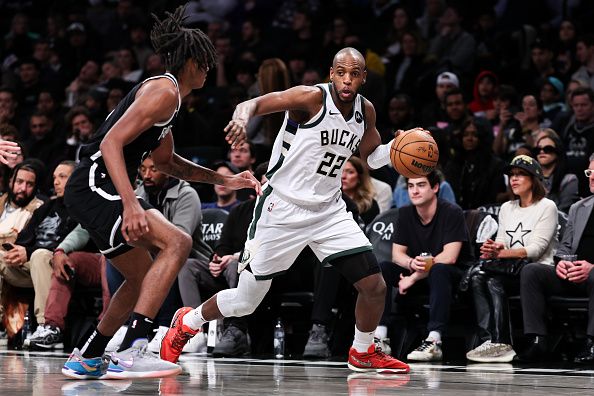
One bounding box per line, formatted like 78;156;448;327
505;223;531;247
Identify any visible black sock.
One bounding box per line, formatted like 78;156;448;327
118;313;154;351
80;329;111;358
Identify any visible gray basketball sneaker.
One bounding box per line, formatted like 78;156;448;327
106;339;182;379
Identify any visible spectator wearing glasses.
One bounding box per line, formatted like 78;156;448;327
519;152;594;363
533;129;579;213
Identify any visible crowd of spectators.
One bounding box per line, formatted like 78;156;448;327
1;0;594;364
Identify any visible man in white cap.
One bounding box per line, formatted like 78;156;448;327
421;71;460;127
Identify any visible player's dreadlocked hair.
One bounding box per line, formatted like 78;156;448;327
150;5;217;76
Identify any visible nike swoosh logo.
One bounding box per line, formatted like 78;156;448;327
350;356;372;367
329;111;340;115
112;357;134;368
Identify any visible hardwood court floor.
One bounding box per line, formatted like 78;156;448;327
2;350;594;395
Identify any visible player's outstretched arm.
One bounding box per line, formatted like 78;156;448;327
0;139;20;165
224;85;322;147
152;133;262;195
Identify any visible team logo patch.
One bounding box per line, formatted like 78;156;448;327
158;125;172;140
355;111;363;123
240;249;251;264
267;202;275;212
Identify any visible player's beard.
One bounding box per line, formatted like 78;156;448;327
331;81;356;104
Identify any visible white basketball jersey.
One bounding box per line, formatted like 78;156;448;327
266;83;367;205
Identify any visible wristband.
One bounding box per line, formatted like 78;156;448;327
407;258;413;270
367;140;392;169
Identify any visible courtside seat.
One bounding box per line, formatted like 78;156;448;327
365;208;398;264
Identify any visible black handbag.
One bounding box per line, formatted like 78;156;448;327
459;258;529;292
479;258;529;276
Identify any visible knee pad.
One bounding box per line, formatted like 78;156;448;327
217;270;271;317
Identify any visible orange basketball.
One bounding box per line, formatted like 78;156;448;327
390;128;439;178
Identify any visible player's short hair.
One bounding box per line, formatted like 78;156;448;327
150;5;217;76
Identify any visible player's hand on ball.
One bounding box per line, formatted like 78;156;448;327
224;119;247;148
224;170;262;195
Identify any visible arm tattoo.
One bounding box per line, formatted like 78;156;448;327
160;154;226;185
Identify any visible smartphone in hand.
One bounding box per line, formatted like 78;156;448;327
2;243;14;251
64;265;75;280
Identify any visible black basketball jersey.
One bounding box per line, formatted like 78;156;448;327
78;73;181;184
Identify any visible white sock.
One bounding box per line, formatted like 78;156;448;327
375;325;388;340
352;325;375;353
427;330;441;343
182;305;206;331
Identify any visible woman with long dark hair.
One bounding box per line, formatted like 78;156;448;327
444;117;507;209
533;129;579;212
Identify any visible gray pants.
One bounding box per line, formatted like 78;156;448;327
521;263;594;336
177;257;238;308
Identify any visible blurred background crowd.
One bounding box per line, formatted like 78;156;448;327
1;0;594;363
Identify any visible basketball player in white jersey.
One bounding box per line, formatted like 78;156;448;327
162;47;413;373
61;6;260;380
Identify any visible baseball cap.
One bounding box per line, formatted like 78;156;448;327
436;71;459;88
546;76;564;96
505;155;543;181
67;22;85;33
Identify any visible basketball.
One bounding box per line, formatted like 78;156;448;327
390;128;439;178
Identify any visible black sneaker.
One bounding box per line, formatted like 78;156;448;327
574;338;594;364
212;325;249;357
29;325;63;350
518;340;547;363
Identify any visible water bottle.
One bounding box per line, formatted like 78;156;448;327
19;311;31;349
273;318;285;359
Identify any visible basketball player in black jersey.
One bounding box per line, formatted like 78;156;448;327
61;6;260;380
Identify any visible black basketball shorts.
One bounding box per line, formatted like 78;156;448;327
64;159;154;258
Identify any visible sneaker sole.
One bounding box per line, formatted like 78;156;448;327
467;351;516;363
30;342;64;350
406;353;443;362
62;366;107;380
347;363;409;374
104;365;182;379
212;348;250;357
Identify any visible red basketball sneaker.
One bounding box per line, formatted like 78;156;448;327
348;343;410;374
160;307;199;363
